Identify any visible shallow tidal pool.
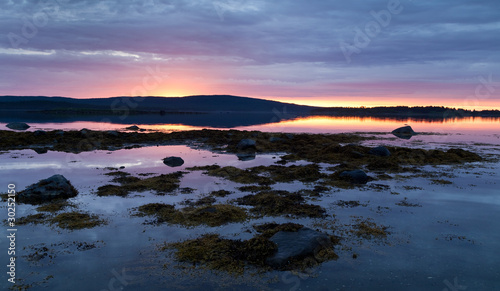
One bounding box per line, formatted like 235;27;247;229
0;134;499;291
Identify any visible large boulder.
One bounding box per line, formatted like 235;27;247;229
392;125;417;139
266;228;331;268
369;146;391;157
237;139;256;151
6;122;30;130
163;156;184;167
18;175;78;204
339;169;369;184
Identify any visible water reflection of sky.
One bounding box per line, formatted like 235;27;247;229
0;124;499;290
1;115;498;145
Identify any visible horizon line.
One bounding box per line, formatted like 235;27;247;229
1;94;499;111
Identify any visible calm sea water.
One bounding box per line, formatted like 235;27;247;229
0;116;499;290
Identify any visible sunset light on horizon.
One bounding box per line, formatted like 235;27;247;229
1;1;499;110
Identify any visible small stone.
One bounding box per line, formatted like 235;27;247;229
6;122;30;130
339;170;369;184
237;152;256;161
369;146;391;157
33;130;46;136
392;126;417;139
126;125;140;130
163;156;184;167
237;139;256;151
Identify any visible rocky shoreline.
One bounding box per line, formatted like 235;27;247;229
2;128;488;278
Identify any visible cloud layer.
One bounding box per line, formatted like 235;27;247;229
1;0;499;108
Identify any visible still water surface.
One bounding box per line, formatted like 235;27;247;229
0;116;499;290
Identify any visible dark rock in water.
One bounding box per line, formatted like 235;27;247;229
267;228;331;268
80;128;90;135
339;170;369;184
18;175;78;204
163;156;184;167
6;122;30;130
34;130;46;136
369;146;391;157
269;137;282;143
126;125;140;130
237;139;256;151
33;148;48;154
55;130;64;136
107;130;119;137
392;126;417;139
237;152;256;161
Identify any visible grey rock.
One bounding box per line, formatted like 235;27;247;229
369;146;391;157
33;130;47;136
163;156;184;167
392;126;417;140
55;130;64;136
18;175;78;204
237;152;256;161
6;122;30;130
267;228;331;268
107;130;120;137
237;139;256;151
80;128;90;135
339;169;369;184
269;137;283;143
126;125;140;131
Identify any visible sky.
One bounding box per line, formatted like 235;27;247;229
1;0;499;109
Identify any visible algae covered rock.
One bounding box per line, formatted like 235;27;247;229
163;156;184;167
266;228;331;268
237;139;256;151
369;146;391;157
18;175;78;204
6;122;30;130
339;169;369;184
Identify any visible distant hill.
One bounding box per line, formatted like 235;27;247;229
0;95;316;114
0;95;499;119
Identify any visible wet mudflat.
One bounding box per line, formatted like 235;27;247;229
0;129;499;290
